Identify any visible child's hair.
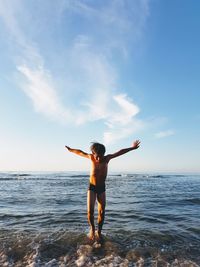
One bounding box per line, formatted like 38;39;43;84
90;142;106;156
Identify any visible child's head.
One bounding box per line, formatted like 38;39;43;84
90;142;106;157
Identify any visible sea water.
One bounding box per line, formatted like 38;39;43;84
0;172;199;266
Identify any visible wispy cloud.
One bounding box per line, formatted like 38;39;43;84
155;130;175;139
104;94;144;144
0;0;70;124
17;65;71;123
66;0;150;56
0;0;150;143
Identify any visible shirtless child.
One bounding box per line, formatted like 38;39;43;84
65;140;140;241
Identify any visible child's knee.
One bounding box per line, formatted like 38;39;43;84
98;208;105;217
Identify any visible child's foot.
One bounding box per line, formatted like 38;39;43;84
88;230;95;241
96;230;102;242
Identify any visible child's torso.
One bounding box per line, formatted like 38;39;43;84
89;156;108;186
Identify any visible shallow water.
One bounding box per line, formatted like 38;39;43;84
0;172;200;266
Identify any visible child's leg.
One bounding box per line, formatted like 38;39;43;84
97;192;106;239
87;190;96;240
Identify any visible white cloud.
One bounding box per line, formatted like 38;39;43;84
113;94;140;124
0;0;150;143
17;65;70;123
155;130;175;139
103;94;144;144
104;120;143;145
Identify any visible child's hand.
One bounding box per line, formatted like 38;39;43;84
65;146;71;151
132;140;140;149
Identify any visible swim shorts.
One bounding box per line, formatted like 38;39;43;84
88;183;105;195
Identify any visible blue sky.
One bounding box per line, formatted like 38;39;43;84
0;0;200;173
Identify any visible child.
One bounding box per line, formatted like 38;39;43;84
65;140;140;241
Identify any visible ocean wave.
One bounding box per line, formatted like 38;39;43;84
0;176;44;181
0;230;199;267
70;175;89;178
149;175;169;179
0;176;86;181
184;198;200;205
1;172;200;266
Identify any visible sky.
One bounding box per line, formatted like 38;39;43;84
0;0;200;173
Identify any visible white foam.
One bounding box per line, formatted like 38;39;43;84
94;254;129;267
0;251;9;267
93;241;101;248
44;258;57;266
26;246;41;267
136;257;144;267
171;259;199;267
77;244;93;256
76;255;88;267
76;245;93;267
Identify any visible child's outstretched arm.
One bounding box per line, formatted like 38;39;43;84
106;140;140;161
65;146;90;159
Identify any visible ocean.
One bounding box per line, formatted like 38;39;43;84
0;172;199;266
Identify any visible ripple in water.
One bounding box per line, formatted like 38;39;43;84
0;172;200;266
